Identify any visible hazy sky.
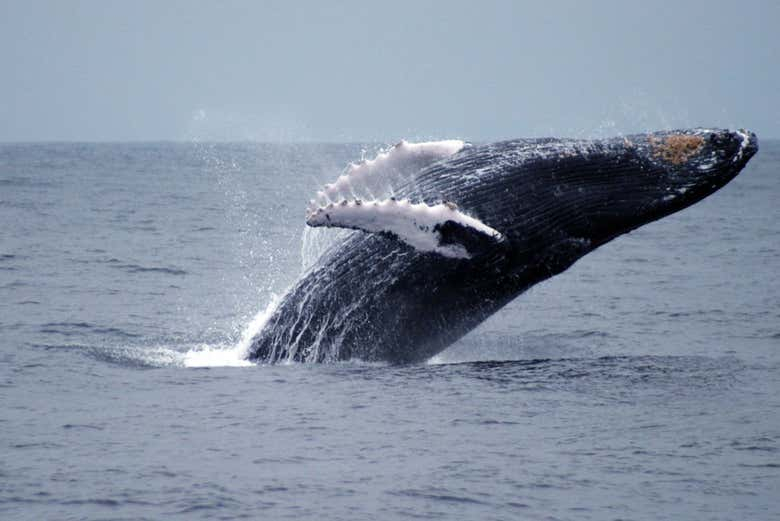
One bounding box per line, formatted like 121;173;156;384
1;0;778;142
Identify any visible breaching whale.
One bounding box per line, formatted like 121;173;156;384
247;129;758;363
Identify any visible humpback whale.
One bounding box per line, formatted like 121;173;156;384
247;129;758;363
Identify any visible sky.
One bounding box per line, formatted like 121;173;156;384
0;0;778;142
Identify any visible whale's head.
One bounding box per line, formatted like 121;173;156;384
477;128;758;274
636;128;757;211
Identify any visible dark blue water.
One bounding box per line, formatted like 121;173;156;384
1;141;779;520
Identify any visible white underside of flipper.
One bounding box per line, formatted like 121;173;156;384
306;199;503;259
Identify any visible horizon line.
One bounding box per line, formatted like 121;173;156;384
2;136;780;145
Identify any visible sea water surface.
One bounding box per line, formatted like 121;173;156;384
1;141;779;520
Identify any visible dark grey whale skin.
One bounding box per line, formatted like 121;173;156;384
248;129;758;363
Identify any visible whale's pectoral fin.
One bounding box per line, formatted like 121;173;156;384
306;199;504;259
309;140;466;209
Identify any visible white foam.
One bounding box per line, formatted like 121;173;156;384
182;295;280;367
307;199;502;259
182;343;254;367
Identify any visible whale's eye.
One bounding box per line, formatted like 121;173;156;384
649;134;705;165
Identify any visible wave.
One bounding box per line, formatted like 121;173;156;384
38;321;141;338
108;263;188;276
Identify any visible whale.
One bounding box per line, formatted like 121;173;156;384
246;129;758;363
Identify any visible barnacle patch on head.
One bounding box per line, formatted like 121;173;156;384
650;134;705;165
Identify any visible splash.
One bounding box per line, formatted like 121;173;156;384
234;294;280;359
300;226;353;272
181;295;280;367
181;343;254;368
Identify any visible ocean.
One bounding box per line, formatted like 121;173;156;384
1;140;778;520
